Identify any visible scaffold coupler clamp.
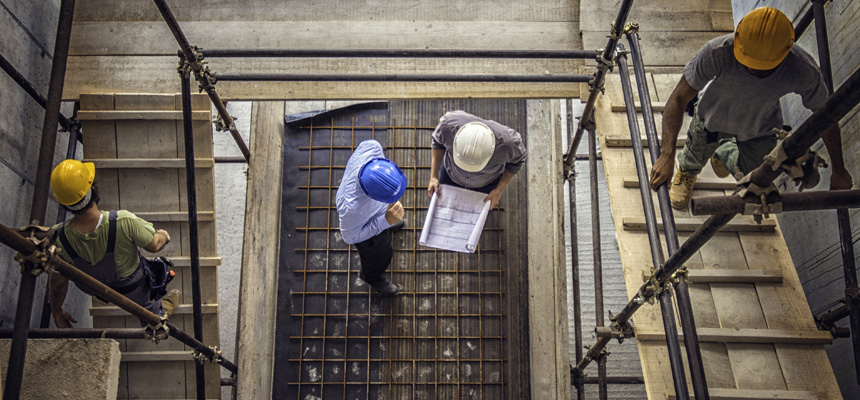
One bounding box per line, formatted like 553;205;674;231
635;269;662;305
623;22;640;36
212;114;237;133
193;345;223;365
177;56;193;78
606;314;634;344
14;225;61;276
669;266;688;286
144;317;170;343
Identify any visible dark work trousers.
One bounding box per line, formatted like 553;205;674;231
438;163;501;194
354;228;393;282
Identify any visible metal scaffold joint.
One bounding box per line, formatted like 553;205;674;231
598;314;635;344
13;226;62;276
144;318;171;343
193;345;223;365
213;114;237;133
623;22;640;35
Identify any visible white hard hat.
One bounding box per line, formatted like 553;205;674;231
453;122;495;172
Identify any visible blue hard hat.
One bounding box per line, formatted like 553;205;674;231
358;158;408;203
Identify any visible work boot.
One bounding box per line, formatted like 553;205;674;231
160;289;181;320
360;273;399;296
710;155;730;178
669;168;697;209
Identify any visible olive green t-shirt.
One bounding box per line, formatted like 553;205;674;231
53;210;156;278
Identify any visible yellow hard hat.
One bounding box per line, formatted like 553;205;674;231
50;160;95;206
734;7;795;70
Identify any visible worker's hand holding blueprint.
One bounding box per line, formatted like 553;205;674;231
419;184;492;253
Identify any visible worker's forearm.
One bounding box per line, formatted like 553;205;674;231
660;100;685;157
49;273;69;313
144;230;170;253
430;149;445;180
494;171;515;193
821;124;848;173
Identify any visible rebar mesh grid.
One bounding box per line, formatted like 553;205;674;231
275;103;515;400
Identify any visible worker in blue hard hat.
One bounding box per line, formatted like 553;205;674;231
427;111;527;209
336;140;408;296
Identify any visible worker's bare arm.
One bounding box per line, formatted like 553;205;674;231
819;123;853;190
428;149;445;198
50;272;77;328
484;171;515;209
650;75;699;190
143;229;171;253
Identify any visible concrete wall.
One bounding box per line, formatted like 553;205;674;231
732;1;860;398
0;0;90;331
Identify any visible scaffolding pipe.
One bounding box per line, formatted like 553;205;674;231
202;48;600;59
626;30;711;399
691;189;860;215
794;5;815;39
0;53;71;130
563;0;636;172
6;2;76;399
151;0;251;162
40;118;82;329
180;67;207;400
0;328;146;339
214;73;593;83
811;0;860;384
565;99;585;400
584;376;645;385
617;49;689;400
586;122;609;400
0;222;238;374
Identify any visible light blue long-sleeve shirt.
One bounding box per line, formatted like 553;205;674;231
336;140;392;245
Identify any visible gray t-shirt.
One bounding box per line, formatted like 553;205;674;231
685;34;828;141
431;111;527;189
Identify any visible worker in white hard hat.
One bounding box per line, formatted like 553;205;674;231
427;111;527;209
649;6;853;209
48;159;180;328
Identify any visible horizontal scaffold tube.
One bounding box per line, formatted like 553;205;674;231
214;73;594;83
0;222;237;374
691;189;860;215
201;48;600;59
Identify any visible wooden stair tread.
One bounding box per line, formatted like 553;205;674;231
622;216;776;232
635;327;832;345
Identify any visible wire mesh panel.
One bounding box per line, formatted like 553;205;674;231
274;101;527;400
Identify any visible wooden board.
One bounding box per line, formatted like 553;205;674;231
81;93;221;399
525;99;570;400
592;71;842;399
235;101;286;400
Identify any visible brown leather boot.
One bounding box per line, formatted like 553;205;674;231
160;289;181;319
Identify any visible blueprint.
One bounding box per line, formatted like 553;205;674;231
419;184;492;253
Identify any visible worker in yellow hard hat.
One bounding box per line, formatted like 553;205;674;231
427;110;527;209
649;7;853;209
48;159;180;328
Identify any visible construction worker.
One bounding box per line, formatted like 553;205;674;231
649;7;853;208
427;111;527;208
336;140;407;296
48;159;180;328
